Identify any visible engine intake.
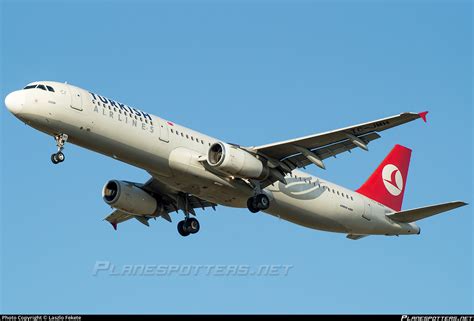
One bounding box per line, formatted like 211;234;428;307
207;142;269;179
102;180;158;216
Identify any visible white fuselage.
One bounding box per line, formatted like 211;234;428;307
6;81;420;236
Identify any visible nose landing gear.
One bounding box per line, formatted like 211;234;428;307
51;133;68;164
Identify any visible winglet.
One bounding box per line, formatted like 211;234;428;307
110;221;118;230
418;111;429;123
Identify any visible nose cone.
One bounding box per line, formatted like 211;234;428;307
5;91;25;114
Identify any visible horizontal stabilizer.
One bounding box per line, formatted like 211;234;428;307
388;201;467;223
346;234;369;240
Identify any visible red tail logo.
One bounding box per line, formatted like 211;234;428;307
382;164;404;196
356;145;411;211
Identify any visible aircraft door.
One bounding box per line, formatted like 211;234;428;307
362;199;373;222
158;119;170;143
69;85;83;111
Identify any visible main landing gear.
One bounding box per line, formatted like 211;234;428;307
247;193;270;213
177;217;200;237
51;133;68;164
246;181;271;213
176;193;201;237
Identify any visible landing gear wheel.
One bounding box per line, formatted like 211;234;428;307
256;194;270;210
186;217;200;234
247;194;270;213
56;151;65;162
51;153;59;164
177;220;190;237
247;197;260;213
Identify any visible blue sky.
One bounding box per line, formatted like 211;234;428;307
1;0;472;314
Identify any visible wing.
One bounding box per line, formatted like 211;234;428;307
104;177;217;230
253;112;428;173
105;210;134;230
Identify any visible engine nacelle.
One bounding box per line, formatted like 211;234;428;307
207;142;269;179
102;180;158;216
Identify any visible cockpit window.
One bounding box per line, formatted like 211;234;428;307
23;84;54;91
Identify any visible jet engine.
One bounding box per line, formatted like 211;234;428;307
207;142;269;179
102;180;158;216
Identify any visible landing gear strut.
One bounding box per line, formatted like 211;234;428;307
177;217;200;237
51;133;68;164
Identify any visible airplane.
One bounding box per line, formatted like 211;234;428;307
4;81;467;239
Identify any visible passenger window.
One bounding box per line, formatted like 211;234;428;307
37;84;46;91
351;196;354;201
201;140;204;144
170;129;174;133
46;85;55;92
186;134;189;139
342;193;344;197
181;133;184;137
191;136;194;141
